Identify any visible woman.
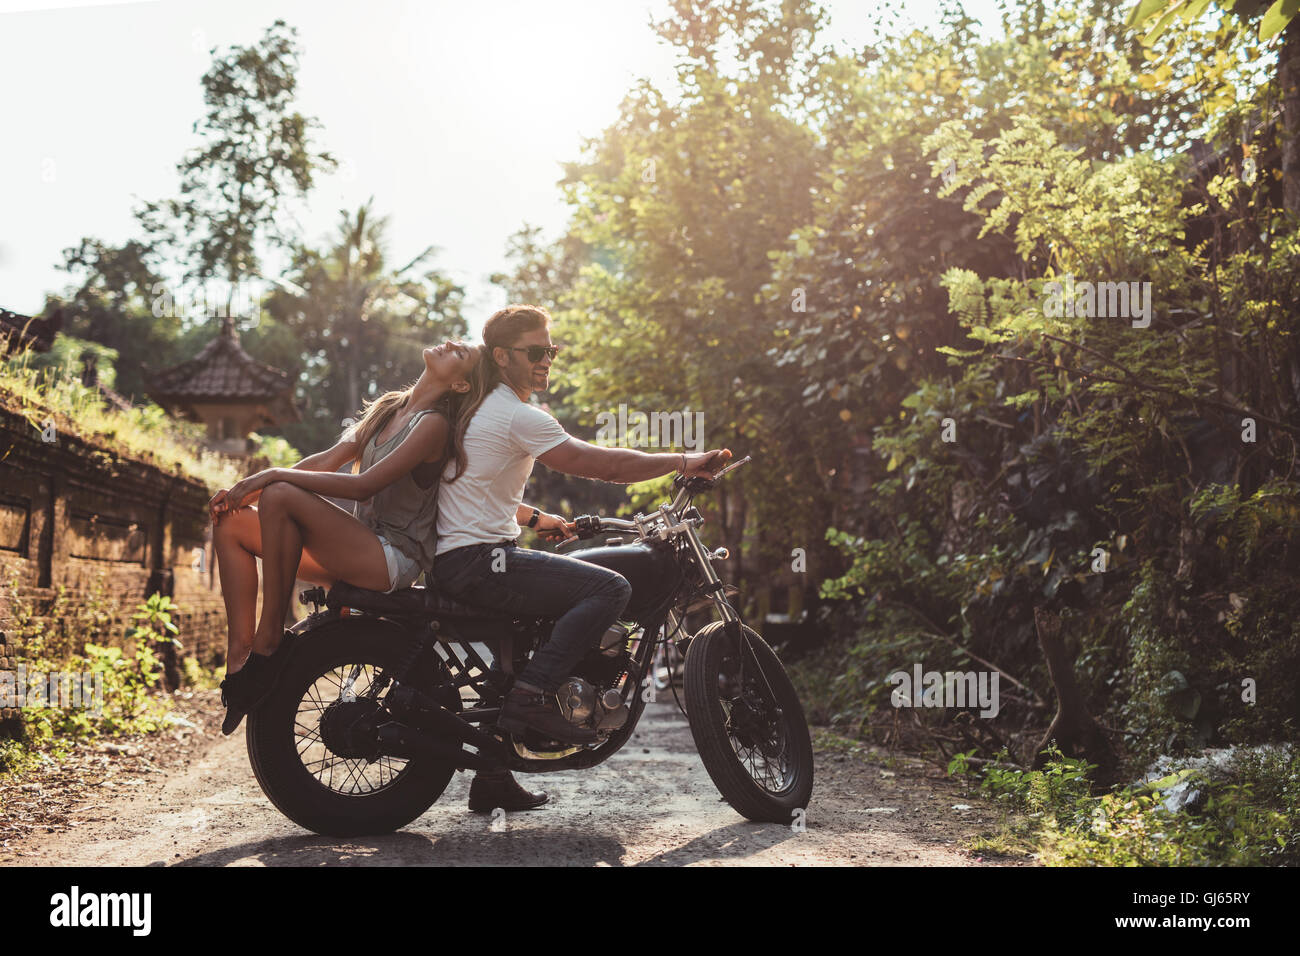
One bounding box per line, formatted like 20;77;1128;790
208;339;481;736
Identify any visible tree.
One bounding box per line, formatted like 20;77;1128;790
504;0;1300;766
1129;0;1300;212
45;238;176;402
46;19;334;400
137;18;335;309
548;0;828;589
263;200;469;453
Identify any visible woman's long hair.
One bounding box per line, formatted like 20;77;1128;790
443;344;493;484
344;345;491;482
346;386;416;456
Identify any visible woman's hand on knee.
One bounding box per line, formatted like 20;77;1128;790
220;469;279;518
209;489;230;525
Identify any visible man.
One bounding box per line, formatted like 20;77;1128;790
435;304;729;811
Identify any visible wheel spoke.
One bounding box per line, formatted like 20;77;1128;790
715;658;795;796
288;662;417;797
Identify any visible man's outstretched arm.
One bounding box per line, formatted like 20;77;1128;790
537;438;729;483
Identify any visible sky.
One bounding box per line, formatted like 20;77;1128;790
0;0;1006;336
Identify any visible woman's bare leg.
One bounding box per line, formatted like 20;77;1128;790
212;509;259;673
252;481;390;656
212;505;339;672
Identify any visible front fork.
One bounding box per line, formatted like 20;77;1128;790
680;522;744;642
679;524;781;706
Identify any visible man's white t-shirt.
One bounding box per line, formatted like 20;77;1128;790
436;382;569;554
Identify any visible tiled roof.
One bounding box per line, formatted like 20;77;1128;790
147;316;295;403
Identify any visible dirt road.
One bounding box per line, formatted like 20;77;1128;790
1;691;1025;866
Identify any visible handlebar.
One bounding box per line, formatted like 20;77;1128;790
554;514;636;551
672;453;751;494
552;454;751;552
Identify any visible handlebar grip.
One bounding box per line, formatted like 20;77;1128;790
573;514;601;538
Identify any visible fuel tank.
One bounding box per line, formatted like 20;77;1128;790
569;540;683;621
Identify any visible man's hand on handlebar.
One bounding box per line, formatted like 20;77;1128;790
534;512;577;542
681;448;732;478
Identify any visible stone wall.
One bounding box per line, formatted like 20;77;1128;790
0;403;226;736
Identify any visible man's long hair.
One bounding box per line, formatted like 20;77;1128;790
443;305;551;484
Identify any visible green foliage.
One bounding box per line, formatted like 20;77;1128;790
981;745;1098;829
248;431;302;469
264;200;470;453
490;0;1300;797
1053;748;1300;865
1129;0;1296;44
22;638;171;745
793;0;1296;770
947;749;979;776
181;655;221;691
961;743;1300;864
16;592;177;741
19;333;120;391
47;237;178;402
1;587;219;781
136;19;335;286
0;737;44;778
0;350;241;490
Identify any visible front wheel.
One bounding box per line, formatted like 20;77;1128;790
683;622;814;823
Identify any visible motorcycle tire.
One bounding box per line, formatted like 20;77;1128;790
684;621;814;823
246;618;455;836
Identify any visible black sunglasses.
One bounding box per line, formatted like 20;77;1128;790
508;345;560;362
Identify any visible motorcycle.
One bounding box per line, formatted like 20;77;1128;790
245;455;814;835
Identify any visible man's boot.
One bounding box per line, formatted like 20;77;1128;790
468;768;548;812
498;684;598;745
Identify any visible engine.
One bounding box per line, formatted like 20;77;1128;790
556;623;634;734
556;676;630;733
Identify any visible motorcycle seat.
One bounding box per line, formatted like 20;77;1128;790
325;582;516;621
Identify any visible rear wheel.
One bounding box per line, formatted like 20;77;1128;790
684;622;814;823
246;619;455;836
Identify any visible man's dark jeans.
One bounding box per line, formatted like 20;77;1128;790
433;541;632;693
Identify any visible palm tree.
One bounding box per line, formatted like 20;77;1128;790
265;199;468;449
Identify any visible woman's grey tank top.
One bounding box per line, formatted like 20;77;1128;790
353;406;446;573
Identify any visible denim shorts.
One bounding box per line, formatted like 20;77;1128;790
378;535;423;592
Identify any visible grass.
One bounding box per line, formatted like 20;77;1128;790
0;576;221;781
1;348;241;490
966;822;1039;859
951;744;1300;866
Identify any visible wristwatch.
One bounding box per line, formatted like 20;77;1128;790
527;508;541;528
